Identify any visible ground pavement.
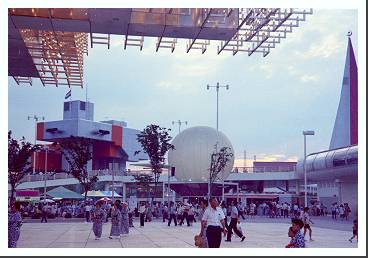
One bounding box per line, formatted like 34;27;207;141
17;219;358;248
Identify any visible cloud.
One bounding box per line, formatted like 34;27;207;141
300;74;319;83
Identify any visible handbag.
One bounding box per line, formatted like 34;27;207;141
194;235;204;248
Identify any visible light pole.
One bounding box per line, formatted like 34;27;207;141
303;130;315;208
207;82;229;201
43;145;48;202
28;115;45;174
172;120;188;133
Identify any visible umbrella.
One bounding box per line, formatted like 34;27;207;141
98;197;111;202
40;198;55;203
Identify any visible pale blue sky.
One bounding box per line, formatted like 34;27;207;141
8;9;358;165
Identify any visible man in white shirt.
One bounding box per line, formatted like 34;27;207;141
225;201;245;242
85;203;91;222
200;197;227;248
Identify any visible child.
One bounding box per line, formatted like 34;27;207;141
285;226;296;248
348;219;358;242
290;218;305;248
303;207;314;241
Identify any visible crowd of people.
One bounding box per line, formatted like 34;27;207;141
8;198;357;248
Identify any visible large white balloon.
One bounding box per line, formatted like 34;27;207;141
168;126;234;182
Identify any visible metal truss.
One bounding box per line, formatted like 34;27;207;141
90;33;110;49
124;24;144;51
19;29;87;87
13;76;32;86
217;8;313;57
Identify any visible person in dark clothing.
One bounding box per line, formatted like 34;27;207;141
168;202;177;226
179;203;190;226
225;201;245;242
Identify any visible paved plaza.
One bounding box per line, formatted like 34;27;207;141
17;219;358;248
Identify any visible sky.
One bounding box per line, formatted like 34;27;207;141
8;9;358;166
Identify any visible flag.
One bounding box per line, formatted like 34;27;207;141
65;90;71;99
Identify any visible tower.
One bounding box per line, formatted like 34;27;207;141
329;33;358;149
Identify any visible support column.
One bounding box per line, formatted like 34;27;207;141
122;182;127;202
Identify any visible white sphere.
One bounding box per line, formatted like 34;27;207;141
168;126;234;182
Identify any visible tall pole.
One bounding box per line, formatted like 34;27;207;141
304;134;307;207
207;82;229;201
172;120;188;134
168;168;171;203
28;115;44;174
43;145;48;201
112;159;115;203
303;130;315;208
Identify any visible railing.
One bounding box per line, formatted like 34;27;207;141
18;169;153;183
231;166;296;173
19;166;296;183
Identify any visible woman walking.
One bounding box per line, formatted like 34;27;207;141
197;199;209;248
120;202;129;235
139;203;146;227
8;202;22;248
92;202;105;240
109;203;121;239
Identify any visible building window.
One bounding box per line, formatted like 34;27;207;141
64;102;70;111
80;101;86;110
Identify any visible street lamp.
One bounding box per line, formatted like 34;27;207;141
172;120;188;133
303;130;315;208
207;82;229;201
28;115;45;174
43;145;48;202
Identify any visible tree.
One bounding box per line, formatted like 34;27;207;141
8;131;40;205
133;174;154;201
54;136;98;200
135;124;174;201
208;144;234;198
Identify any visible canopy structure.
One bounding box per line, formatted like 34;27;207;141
100;191;122;197
83;190;105;197
168;181;238;197
46;186;83;200
82;190;121;197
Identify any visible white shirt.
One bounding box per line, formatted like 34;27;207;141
202;206;225;227
139;205;146;214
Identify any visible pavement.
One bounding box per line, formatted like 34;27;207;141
17;219;358;248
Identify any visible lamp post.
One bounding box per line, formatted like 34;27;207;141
303;130;315;207
207;82;229;201
43;145;48;202
28;115;45;174
172;120;188;133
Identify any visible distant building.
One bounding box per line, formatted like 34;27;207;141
33;100;148;174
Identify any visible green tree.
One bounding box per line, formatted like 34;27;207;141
53;136;98;200
8;131;40;205
135;124;174;201
133;174;154;201
208;144;234;198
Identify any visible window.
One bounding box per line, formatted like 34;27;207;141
64;102;70;111
80;101;86;110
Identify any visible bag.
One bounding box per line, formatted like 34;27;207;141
194;235;204;248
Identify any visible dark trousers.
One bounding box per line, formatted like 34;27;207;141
206;226;222;248
163;212;169;222
239;211;245;219
224;217;229;230
227;218;243;240
179;212;190;226
41;212;48;223
85;211;90;222
283;209;289;218
168;214;177;226
140;213;145;226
